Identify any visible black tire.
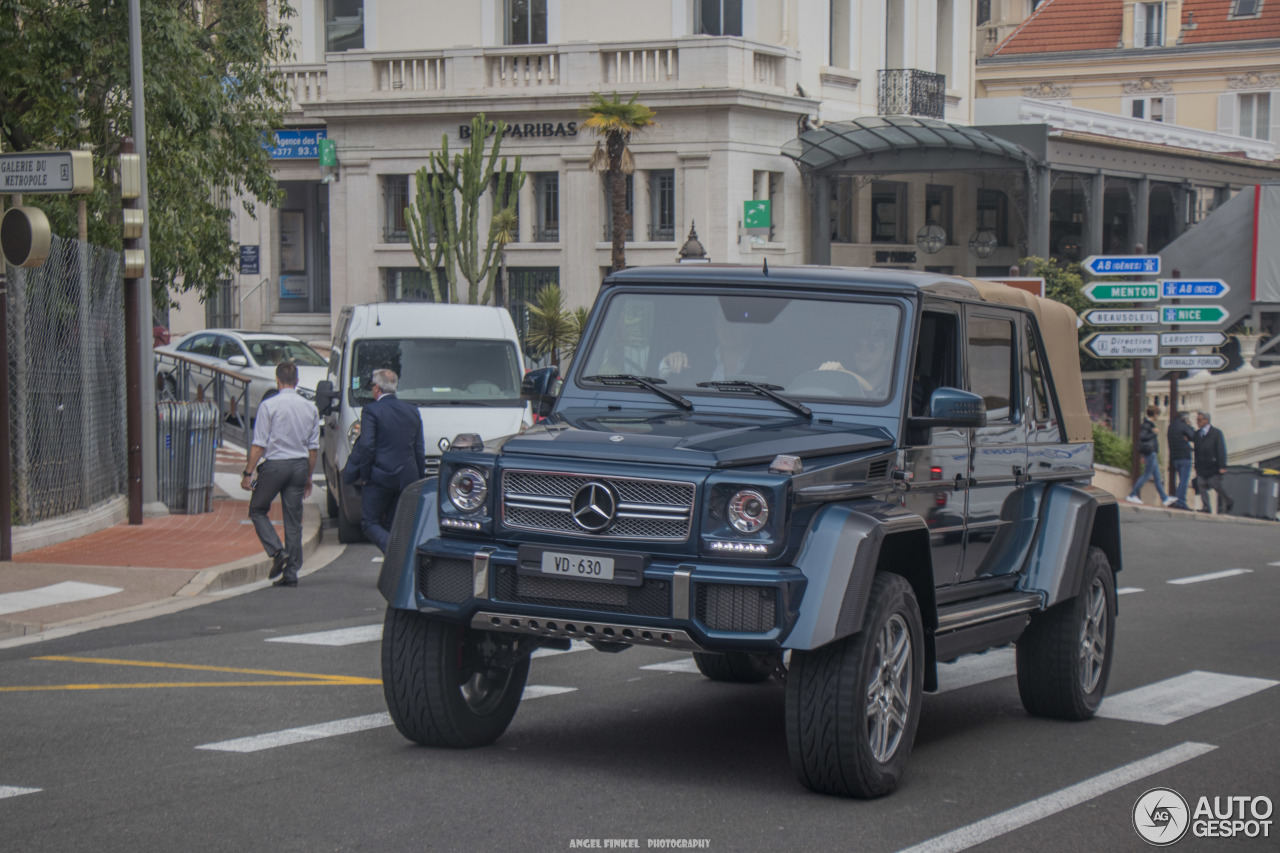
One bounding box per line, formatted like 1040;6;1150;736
692;651;774;683
1016;546;1116;721
785;573;924;798
381;608;530;748
325;476;339;519
337;492;364;543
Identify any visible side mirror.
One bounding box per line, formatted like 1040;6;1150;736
226;354;249;368
521;367;560;418
314;379;339;416
909;387;987;430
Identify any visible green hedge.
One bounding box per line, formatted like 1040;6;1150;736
1092;422;1133;470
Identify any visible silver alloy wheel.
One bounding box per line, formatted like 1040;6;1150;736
1078;576;1108;694
460;668;514;715
865;613;913;764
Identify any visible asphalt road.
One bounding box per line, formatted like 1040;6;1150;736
1;512;1276;852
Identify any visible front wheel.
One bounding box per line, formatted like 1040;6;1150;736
692;651;775;683
381;608;530;747
1016;546;1116;720
785;573;924;797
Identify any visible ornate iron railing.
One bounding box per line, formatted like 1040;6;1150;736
877;69;945;119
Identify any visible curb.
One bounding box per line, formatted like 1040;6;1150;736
1118;503;1279;526
0;504;326;641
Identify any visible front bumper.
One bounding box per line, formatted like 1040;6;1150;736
409;537;806;653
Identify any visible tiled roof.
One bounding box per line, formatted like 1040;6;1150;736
991;0;1280;56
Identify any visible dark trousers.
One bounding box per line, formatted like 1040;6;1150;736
249;458;309;581
1194;471;1231;514
361;482;400;553
1172;458;1193;508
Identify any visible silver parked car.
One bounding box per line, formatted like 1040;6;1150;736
156;329;328;422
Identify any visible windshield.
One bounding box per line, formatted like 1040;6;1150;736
350;338;523;407
247;339;327;367
577;292;902;404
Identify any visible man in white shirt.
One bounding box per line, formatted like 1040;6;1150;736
241;361;320;586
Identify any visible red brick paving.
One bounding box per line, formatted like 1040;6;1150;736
13;498;282;570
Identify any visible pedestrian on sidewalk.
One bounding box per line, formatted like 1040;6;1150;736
241;361;320;586
1127;405;1172;506
1192;411;1233;515
341;368;425;552
1167;410;1196;510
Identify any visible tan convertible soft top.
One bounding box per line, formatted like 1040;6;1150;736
963;279;1091;444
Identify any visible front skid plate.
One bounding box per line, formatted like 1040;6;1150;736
471;610;704;652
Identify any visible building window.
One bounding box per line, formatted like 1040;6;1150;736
492;174;521;238
384;267;448;302
533;172;559;243
1230;0;1261;17
648;170;676;241
871;181;907;244
976;189;1009;246
505;0;547;46
381;175;409;243
325;0;363;52
1135;2;1164;47
695;0;742;36
1129;96;1173;123
507;267;560;356
830;177;854;243
603;174;634;241
977;0;991;25
830;0;851;66
925;184;954;245
1239;92;1272;140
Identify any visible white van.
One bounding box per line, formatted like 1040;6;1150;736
315;302;531;542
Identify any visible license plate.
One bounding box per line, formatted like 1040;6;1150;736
540;551;615;581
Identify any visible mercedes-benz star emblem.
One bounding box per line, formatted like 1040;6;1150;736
571;482;617;532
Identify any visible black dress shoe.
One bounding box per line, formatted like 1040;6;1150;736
269;551;286;580
272;578;298;587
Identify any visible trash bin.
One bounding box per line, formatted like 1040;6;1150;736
1259;472;1280;521
1220;465;1263;518
157;401;219;514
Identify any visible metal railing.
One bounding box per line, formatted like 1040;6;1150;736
153;351;254;449
878;68;946;119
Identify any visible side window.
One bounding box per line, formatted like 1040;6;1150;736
967;314;1014;422
1023;318;1060;441
329;312;352;378
911;310;959;416
182;334;217;357
217;337;245;361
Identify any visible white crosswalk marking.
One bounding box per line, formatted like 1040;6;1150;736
935;648;1016;694
0;786;41;800
267;625;383;646
1168;568;1252;585
1269;561;1280;567
640;658;701;674
195;686;576;753
899;742;1217;853
0;582;122;616
1116;587;1143;595
1099;671;1279;725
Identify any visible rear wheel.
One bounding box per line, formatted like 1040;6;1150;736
1016;546;1116;720
692;651;775;683
785;573;924;797
325;472;339;519
381;608;530;747
337;491;364;543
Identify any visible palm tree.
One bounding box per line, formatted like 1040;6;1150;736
491;206;518;308
581;92;658;272
526;284;577;367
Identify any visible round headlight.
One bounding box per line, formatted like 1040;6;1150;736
448;467;488;512
727;489;770;534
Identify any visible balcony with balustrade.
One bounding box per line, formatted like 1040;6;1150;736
877;69;945;120
277;37;797;112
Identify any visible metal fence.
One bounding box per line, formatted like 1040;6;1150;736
156;401;219;513
153;353;253;449
5;235;127;525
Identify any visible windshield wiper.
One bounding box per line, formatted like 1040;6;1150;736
583;374;693;411
697;380;812;419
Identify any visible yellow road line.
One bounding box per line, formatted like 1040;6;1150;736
0;655;382;692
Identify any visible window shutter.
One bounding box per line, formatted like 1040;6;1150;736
1122;95;1140;119
1163;96;1176;124
1218;93;1236;135
1134;3;1146;47
1269;92;1279;143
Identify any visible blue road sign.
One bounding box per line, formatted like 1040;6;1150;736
1082;254;1160;276
1159;279;1230;299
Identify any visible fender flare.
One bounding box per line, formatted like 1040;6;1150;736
376;477;438;606
1022;482;1120;607
784;501;930;650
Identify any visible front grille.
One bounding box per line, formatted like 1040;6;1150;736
697;584;777;633
494;566;670;617
424;458;441;477
501;469;694;541
417;555;473;603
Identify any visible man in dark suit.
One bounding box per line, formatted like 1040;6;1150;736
1192;410;1232;514
342;368;426;551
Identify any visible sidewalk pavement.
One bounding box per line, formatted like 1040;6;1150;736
0;444;341;646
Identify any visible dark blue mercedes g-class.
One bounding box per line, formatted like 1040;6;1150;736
375;265;1121;798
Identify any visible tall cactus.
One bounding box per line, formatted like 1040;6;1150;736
406;114;525;304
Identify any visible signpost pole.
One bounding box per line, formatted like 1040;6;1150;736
1129;246;1146;480
1168;269;1180;497
0;200;9;560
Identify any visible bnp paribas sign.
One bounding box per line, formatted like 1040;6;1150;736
460;120;580;139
